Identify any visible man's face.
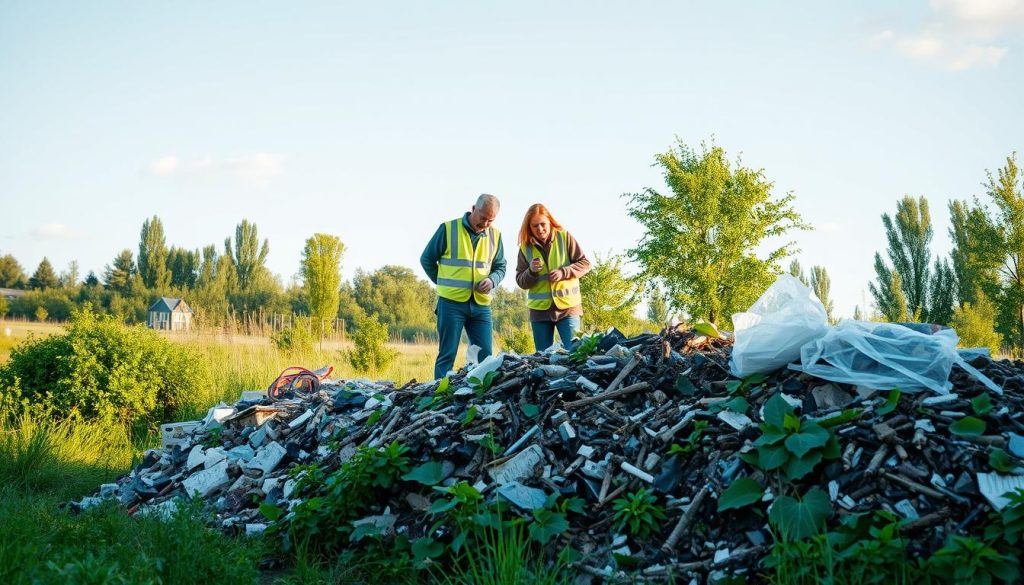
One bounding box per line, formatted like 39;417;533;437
469;204;498;232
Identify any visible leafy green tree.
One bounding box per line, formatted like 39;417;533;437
167;246;200;289
853;305;864;321
84;270;100;287
104;249;136;293
0;294;7;318
869;196;955;324
28;257;59;290
34;306;47;322
950;290;1003;355
809;265;835;324
949;154;1024;351
625;140;808;325
580;253;641;333
226;219;269;292
0;253;27;288
301;233;345;339
138;216;171;291
352;265;435;340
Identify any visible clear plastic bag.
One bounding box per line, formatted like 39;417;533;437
729;275;829;378
791;320;959;394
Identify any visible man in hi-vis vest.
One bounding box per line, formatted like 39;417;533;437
420;194;507;379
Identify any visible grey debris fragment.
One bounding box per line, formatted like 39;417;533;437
497;481;548;510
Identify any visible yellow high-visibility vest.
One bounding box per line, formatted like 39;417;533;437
522;230;581;310
436;218;500;305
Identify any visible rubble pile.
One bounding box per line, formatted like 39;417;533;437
76;327;1024;581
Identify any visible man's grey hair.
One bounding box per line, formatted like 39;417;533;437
475;193;500;211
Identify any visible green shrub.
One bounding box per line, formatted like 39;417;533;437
951;292;1004;356
271;315;316;354
0;306;211;425
345;313;397;374
500;324;535;355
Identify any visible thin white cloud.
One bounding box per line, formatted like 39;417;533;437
868;0;1022;70
146;153;285;181
931;0;1024;38
31;223;86;240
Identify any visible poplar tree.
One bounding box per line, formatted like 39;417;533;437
301;233;345;340
227;219;269;291
138;216;171;291
810;266;835;324
869;196;955;323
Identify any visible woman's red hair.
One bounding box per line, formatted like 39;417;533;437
518;204;564;247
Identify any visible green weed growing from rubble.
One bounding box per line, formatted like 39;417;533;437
612;487;666;540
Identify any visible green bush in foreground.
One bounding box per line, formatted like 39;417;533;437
0;306;211;425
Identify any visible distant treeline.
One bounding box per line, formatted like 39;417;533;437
0;218;655;343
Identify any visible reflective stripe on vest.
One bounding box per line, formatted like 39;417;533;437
522;230;582;310
436;218;500;305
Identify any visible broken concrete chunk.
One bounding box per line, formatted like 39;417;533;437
812;384;853;410
288;409;314;429
182;459;230;498
186;445;206;470
489;444;544;485
243;441;286;476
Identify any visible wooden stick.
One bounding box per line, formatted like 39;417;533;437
563;382;651;409
661;485;710;553
606;353;639;393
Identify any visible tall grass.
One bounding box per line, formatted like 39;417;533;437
0;414;134;498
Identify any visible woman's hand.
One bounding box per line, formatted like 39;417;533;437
548;268;565;283
530;258;543;274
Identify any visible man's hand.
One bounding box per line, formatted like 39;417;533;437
476;278;494;293
530;258;543;274
548;269;565;283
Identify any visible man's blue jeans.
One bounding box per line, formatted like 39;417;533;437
435;297;493;379
531;315;580;352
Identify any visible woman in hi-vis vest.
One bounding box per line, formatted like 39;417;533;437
514;204;591;351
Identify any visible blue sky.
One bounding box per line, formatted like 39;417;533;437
2;1;1023;319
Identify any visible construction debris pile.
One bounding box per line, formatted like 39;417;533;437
75;327;1024;581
